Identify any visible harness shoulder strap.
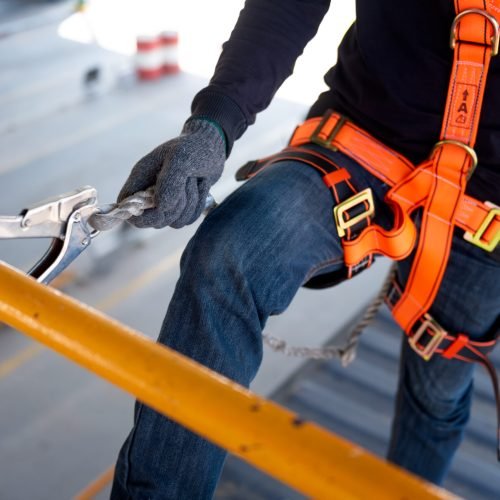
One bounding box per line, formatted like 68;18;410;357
392;0;499;331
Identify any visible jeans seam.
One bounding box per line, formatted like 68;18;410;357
123;403;145;497
303;255;344;283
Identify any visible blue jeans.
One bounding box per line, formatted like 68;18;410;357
111;146;500;499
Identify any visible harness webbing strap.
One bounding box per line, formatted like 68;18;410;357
385;280;498;364
444;0;498;145
289;113;500;251
393;1;500;332
290;112;414;184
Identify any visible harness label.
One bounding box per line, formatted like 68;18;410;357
451;83;477;130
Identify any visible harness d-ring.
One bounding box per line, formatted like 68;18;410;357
431;140;478;179
450;8;500;56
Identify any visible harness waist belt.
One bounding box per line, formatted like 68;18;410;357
289;113;499;254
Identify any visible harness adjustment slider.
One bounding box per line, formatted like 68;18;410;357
333;188;375;238
464;201;500;252
409;313;447;361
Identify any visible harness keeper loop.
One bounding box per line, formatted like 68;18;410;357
442;334;469;360
310;113;347;152
450;9;500;56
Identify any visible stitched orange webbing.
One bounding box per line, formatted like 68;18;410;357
394;0;499;331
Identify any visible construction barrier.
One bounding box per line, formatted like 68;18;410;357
160;31;180;75
136;32;179;80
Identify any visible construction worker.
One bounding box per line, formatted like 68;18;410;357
111;1;500;498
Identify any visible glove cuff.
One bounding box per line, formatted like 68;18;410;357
182;117;227;157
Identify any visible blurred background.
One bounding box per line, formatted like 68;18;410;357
0;1;498;498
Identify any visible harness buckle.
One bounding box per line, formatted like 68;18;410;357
409;313;447;361
464;201;500;252
310;113;347;152
333;188;375;238
450;9;500;56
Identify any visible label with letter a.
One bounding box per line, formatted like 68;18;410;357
450;82;477;131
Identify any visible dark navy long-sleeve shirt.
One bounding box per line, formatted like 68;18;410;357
191;0;499;204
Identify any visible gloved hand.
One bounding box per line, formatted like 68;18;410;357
118;118;226;229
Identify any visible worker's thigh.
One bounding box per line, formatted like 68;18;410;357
184;145;393;320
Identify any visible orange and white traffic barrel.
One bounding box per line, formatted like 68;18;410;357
160;31;180;75
136;34;164;80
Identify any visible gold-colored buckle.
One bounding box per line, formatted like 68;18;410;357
409;314;447;361
464;201;500;252
310;114;347;152
333;188;375;238
431;140;478;180
450;9;500;57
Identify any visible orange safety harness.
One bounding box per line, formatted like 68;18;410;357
236;1;500;457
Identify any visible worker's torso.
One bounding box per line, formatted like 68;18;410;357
311;0;500;204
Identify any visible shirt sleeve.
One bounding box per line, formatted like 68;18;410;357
190;0;331;154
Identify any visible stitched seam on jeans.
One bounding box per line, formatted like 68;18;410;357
123;403;145;494
304;256;344;283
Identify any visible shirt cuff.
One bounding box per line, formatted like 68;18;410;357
191;88;248;155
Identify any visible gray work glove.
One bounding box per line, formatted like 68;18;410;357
118;118;226;229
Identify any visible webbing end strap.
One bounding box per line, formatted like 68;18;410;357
235;160;261;181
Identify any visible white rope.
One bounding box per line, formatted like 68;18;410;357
263;263;397;366
87;188;155;231
88;188;154;231
88;188;217;232
90;185;396;367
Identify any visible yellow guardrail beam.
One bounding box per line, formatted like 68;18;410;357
0;261;456;499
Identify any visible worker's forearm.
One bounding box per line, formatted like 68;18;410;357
191;0;331;153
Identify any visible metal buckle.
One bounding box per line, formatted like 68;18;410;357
431;140;478;180
464;201;500;252
310;113;347;152
409;313;447;361
450;9;500;56
333;188;375;238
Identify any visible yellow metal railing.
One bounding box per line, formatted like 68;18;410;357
73;465;115;500
0;261;457;499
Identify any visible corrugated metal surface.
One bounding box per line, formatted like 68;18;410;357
216;307;500;499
